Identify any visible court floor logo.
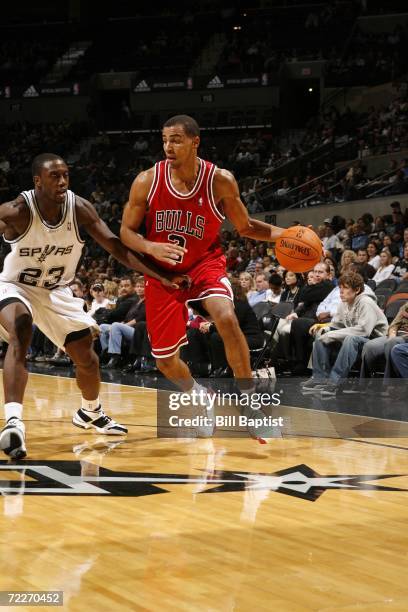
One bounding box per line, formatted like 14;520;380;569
0;461;407;501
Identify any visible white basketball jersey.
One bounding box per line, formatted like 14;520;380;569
0;189;85;289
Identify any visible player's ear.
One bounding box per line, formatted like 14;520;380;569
33;175;41;189
192;136;200;150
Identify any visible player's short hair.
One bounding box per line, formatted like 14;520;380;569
163;115;200;137
338;271;364;293
32;153;65;177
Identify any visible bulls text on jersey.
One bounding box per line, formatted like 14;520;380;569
155;210;205;240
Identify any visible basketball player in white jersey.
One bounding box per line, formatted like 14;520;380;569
0;153;186;459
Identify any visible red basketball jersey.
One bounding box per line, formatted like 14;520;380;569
144;158;224;273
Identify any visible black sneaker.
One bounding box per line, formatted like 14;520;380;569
72;406;128;435
0;418;27;459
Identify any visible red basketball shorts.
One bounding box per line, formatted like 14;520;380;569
145;256;233;359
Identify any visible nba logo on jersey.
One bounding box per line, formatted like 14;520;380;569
198;197;203;206
67;222;72;231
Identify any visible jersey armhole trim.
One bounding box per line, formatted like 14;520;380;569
3;192;34;244
207;165;224;222
72;193;86;244
147;163;160;207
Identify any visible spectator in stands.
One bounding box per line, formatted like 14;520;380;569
248;272;272;307
280;270;303;303
239;272;256;297
373;250;394;284
88;283;110;317
302;272;388;395
268;273;283;303
185;278;264;378
293;261;380;370
367;242;381;270
287;263;334;374
392;243;408;281
389;343;408;379
97;277;138;362
324;223;343;253
356;249;375;279
383;234;400;259
340;249;357;274
101;278;146;369
360;301;408;380
246;247;262;273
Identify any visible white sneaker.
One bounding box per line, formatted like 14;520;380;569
191;387;216;438
0;418;27;459
72;407;128;435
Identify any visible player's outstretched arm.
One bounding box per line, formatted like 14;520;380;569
76;196;183;288
214;169;284;242
120;170;187;266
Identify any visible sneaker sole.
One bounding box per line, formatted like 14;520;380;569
0;430;27;459
72;417;127;436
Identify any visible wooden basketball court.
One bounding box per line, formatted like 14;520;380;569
0;371;407;611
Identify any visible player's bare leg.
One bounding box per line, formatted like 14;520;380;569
0;300;32;459
66;330;127;435
156;352;215;437
155;354;195;391
202;297;252;379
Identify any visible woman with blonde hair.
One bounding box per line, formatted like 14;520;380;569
239;271;256;298
340;249;357;274
373;250;394;285
103;279;119;306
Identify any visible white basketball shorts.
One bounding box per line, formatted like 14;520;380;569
0;281;96;348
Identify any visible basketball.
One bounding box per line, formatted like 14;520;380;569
275;226;322;273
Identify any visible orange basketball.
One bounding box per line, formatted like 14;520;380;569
275;226;322;273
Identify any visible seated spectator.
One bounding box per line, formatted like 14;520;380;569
280;270;303;303
185;278;264;377
268;273;283;303
239;272;256;297
360;300;408;379
246;248;262;273
302;272;388;395
355;249;375;279
383;234;400;259
390;343;408;378
97;277;138;361
324;223;343;253
101;278;146;369
88;283;110;316
367;242;381;270
288;269;380;376
372;250;394;284
248;272;272;307
392;243;408;281
340;249;357;274
282;263;333;372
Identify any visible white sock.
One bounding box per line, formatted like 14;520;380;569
81;397;100;412
5;402;23;422
187;380;206;394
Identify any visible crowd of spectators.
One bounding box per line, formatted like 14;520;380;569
252;93;408;211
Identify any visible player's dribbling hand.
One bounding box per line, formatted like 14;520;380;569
148;241;187;265
162;274;192;290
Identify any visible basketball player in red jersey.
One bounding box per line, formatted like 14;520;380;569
121;115;285;399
